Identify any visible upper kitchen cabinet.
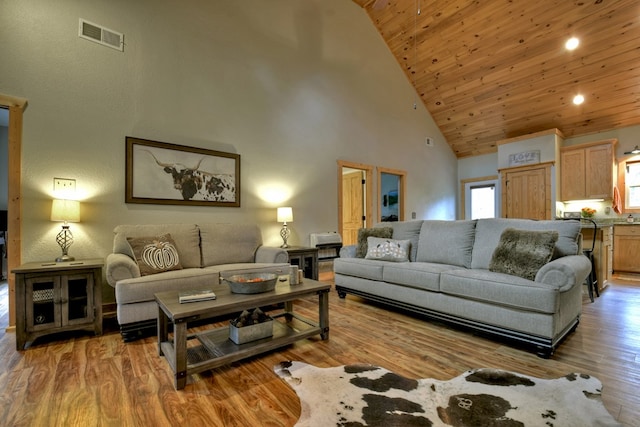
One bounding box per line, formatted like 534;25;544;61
560;139;617;201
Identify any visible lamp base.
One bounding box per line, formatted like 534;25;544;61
55;254;75;263
280;224;291;249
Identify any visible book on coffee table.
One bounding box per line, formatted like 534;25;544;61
179;289;217;303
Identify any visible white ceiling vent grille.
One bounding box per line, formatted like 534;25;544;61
79;19;124;51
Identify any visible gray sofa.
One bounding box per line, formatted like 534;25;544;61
106;223;289;341
334;218;592;357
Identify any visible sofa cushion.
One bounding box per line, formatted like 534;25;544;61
416;220;477;268
356;227;393;258
127;234;183;276
365;237;411;262
489;228;558;281
114;224;201;268
115;268;218;304
376;220;423;262
199;223;263;267
334;257;386;281
440;269;560;314
471;219;581;270
383;262;462;292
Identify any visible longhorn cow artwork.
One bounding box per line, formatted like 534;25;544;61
125;137;240;207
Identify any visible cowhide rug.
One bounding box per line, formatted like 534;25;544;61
274;361;622;427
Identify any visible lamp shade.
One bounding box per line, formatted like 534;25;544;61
277;207;293;223
51;199;80;223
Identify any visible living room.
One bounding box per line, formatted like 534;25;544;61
1;0;639;425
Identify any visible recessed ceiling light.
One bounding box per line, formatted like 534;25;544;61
573;94;585;105
565;37;579;50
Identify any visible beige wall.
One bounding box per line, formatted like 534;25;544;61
0;0;458;301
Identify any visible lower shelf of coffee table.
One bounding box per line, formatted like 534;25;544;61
159;313;321;377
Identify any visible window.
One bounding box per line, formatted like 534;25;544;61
462;176;499;219
470;184;496;219
626;161;640;208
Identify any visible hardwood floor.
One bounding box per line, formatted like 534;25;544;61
0;277;639;426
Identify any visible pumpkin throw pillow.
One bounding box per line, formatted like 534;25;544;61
489;228;558;281
365;237;411;262
356;227;393;258
127;233;183;276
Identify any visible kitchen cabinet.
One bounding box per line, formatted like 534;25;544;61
613;225;640;273
581;225;613;292
560;139;616;201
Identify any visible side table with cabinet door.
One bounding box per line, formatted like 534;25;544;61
285;246;319;280
13;258;103;350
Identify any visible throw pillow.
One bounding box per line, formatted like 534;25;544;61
356;227;393;258
416;220;477;268
365;237;411;262
127;233;183;276
489;228;559;281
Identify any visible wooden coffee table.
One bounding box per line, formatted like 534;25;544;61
155;278;330;389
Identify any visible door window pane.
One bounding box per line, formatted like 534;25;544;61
470;184;496;219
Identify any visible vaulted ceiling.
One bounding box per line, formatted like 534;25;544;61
353;0;640;158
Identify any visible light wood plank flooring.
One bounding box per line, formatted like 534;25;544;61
0;277;638;426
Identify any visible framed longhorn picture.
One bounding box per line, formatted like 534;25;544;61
125;137;241;207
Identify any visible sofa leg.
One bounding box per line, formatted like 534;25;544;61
535;347;553;359
336;290;347;299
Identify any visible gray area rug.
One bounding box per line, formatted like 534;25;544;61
274;361;621;427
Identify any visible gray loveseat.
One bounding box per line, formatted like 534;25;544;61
106;223;289;341
334;218;591;357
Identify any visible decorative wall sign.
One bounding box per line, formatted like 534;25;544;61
508;150;540;167
125;137;240;207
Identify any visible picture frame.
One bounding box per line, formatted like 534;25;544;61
125;136;241;207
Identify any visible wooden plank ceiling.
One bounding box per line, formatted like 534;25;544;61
353;0;640;158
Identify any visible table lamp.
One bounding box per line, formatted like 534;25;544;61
51;199;80;262
277;207;293;248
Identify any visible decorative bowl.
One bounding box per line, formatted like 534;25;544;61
223;273;278;294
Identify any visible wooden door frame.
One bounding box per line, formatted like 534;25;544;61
1;93;27;329
377;166;406;222
337;160;374;241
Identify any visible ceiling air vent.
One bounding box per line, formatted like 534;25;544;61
78;19;124;51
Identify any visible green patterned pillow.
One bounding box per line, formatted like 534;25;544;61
356;227;393;258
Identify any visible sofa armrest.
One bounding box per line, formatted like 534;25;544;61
105;253;140;287
535;255;592;292
254;246;289;263
339;245;357;258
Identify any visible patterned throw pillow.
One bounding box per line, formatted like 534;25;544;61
127;233;183;276
365;237;411;262
356;227;393;258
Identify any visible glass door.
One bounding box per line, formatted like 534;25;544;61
26;276;60;331
65;273;94;325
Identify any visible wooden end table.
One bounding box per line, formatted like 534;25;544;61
155;277;330;390
285;246;319;280
13;258;103;350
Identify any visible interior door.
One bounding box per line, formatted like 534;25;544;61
337;160;373;247
501;162;553;220
342;171;365;246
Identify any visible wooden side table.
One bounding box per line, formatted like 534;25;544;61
13;258;103;350
285;246;319;280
